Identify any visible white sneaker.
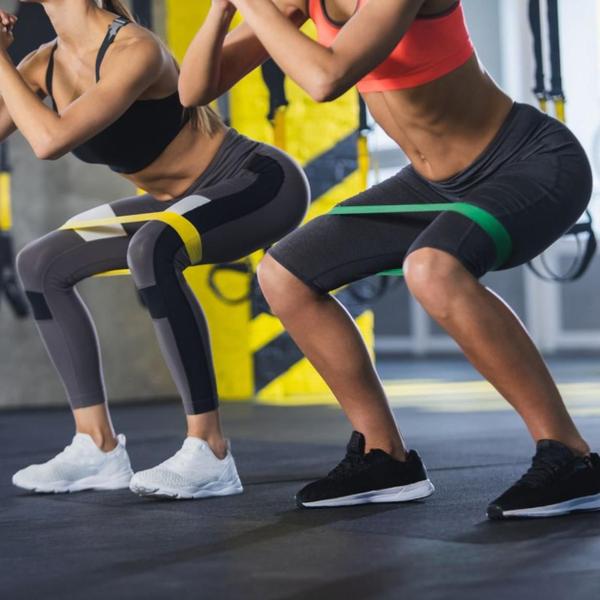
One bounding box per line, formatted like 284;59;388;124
129;437;244;499
12;433;134;493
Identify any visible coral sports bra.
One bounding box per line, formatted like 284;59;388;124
309;0;475;93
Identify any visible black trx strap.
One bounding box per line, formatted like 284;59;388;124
528;0;547;110
528;0;566;120
546;0;566;122
0;144;29;318
359;97;370;134
208;261;254;306
261;60;289;122
528;211;597;282
527;0;596;282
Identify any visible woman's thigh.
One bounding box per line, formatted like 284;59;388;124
268;167;447;293
408;148;594;279
169;146;310;266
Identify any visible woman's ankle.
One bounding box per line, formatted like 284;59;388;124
187;432;228;459
73;404;117;452
77;428;118;452
363;434;407;461
186;410;227;458
535;435;590;457
566;439;591;457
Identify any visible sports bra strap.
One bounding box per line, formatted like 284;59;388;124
95;16;130;81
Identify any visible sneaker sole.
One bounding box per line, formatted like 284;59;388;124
297;479;435;508
487;491;600;520
129;481;244;500
12;472;133;494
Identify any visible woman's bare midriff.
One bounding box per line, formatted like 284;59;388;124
121;122;228;201
363;55;514;182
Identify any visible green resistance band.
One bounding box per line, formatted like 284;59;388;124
329;202;512;277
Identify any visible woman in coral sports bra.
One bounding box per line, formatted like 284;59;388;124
181;0;600;519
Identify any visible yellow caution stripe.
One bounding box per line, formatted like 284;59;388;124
0;171;12;231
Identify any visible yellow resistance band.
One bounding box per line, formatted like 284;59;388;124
60;211;202;278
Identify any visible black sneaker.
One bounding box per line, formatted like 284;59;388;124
487;440;600;520
296;431;435;508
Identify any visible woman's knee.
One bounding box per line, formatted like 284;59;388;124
16;235;61;290
257;254;317;316
404;248;472;318
127;223;172;281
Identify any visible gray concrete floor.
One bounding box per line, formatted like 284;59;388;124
2;357;600;599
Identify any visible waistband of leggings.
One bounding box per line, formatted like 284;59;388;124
418;102;547;195
173;128;260;200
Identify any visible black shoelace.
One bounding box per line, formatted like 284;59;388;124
517;455;568;488
327;453;369;479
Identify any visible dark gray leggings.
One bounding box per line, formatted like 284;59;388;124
17;131;309;414
270;103;592;291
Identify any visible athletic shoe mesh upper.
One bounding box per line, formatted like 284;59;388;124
488;440;600;515
131;437;238;491
12;433;130;486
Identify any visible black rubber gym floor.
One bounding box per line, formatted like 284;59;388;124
2;357;600;599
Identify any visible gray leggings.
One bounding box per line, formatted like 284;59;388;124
17;130;309;414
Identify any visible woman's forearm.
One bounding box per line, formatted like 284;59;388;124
234;0;337;101
0;50;59;158
179;5;236;107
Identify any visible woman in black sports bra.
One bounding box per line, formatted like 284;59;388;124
1;1;309;500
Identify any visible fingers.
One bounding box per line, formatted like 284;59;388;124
0;11;17;29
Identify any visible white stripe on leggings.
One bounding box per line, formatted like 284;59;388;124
65;204;127;242
167;195;212;216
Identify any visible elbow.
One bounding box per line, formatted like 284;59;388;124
309;84;341;104
32;137;63;161
33;144;54;161
178;88;200;109
178;82;213;109
306;71;346;103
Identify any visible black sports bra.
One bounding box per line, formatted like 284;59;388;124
45;17;190;174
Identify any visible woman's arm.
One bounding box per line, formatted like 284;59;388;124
179;2;239;107
231;0;425;102
179;0;306;107
0;28;164;160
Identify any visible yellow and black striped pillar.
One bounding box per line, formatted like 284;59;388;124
162;2;374;404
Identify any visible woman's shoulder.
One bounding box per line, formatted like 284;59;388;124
17;41;58;92
110;22;162;54
104;22;168;69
